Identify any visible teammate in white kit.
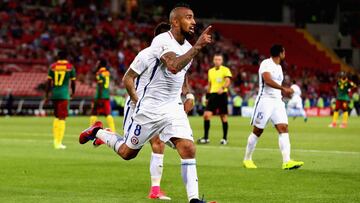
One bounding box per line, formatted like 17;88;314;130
122;22;194;200
79;4;212;203
287;80;307;122
242;44;304;170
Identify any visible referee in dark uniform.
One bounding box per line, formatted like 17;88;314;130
198;53;232;145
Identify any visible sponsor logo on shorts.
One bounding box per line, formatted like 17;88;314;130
131;136;139;145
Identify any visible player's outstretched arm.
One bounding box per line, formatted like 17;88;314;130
123;68;140;104
161;26;212;74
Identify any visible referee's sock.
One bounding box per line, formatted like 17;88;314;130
222;121;228;140
204;120;210;139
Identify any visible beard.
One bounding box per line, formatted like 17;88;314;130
182;30;194;40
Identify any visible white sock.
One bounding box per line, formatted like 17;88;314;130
150;152;164;187
96;129;124;152
244;132;258;160
181;159;199;201
279;133;291;163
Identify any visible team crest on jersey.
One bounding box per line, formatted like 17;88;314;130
131;136;139;145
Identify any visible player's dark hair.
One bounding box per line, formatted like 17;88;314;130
57;50;67;60
173;2;191;9
98;58;107;68
154;22;171;37
214;52;223;57
270;44;284;57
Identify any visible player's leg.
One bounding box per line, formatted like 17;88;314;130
273;102;303;169
103;99;116;132
53;100;67;149
171;137;201;203
329;100;341;127
199;94;216;144
89;100;98;126
243;98;271;168
201;110;212;144
219;92;229;145
340;101;349;128
148;135;170;200
219;114;228;144
243;126;262;169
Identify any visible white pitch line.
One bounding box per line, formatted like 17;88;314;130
198;145;360;155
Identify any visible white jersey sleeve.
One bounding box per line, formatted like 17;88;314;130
257;58;283;99
151;31;179;59
129;48;149;75
290;84;301;97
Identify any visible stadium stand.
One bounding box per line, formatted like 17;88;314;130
0;0;358;115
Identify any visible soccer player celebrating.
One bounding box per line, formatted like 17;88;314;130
243;44;304;170
79;4;212;203
45;50;76;149
328;71;357;128
89;59;116;132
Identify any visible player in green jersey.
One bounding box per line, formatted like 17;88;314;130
45;51;76;149
329;71;357;128
89;59;116;132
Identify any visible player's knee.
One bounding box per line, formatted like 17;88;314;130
276;125;288;133
151;142;165;154
253;128;263;137
177;142;196;158
203;111;211;120
118;147;138;160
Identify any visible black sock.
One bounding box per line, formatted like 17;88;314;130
93;128;100;137
222;121;228;140
204;120;210;139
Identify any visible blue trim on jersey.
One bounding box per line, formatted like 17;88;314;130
250;78;265;125
135;59;160;113
123;117;134;144
135;75;141;90
123;74;142;130
181;163;197;166
123;106;131;130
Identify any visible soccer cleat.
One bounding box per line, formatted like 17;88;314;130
79;121;103;144
282;160;304;170
93;138;105;147
339;123;347;128
220;139;227;145
304;117;308;123
243;160;257;169
328;122;336;128
148;190;171;201
93;128;111;147
189;198;217;203
54;144;67;149
197;138;210;144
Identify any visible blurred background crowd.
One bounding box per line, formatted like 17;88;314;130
1;0;359;116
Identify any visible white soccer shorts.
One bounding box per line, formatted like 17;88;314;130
250;97;288;129
124;103;193;149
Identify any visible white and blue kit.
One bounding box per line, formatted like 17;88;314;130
123;31;193;149
250;58;288;129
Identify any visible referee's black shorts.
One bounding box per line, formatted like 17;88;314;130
205;92;228;115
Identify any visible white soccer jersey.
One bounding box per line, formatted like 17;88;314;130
250;58;287;128
123;31;194;149
123;47;156;131
257;58;284;99
135;31;192;114
290;84;301;97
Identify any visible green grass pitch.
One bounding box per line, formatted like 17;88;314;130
0;116;359;203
